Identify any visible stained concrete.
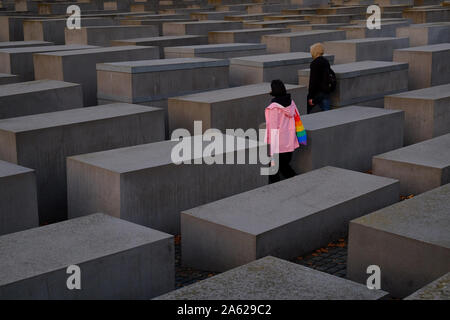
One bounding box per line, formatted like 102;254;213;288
405;273;450;300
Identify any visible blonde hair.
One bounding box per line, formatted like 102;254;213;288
310;43;324;59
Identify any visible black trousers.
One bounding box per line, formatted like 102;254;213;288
269;152;296;184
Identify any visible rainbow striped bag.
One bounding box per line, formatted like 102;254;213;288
294;110;307;146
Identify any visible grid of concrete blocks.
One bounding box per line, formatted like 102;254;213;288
0;0;449;300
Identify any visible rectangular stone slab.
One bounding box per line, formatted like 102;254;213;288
347;183;450;298
33;46;159;106
289;23;349;31
262;30;346;53
181;166;399;272
323;37;410;64
155;256;389;300
385;83;450;145
0;73;18;85
394;43;450;90
67;136;268;234
111;35;208;58
402;7;450;24
65;25;160;47
396;22;450;47
0;213;174;300
0;44;98;81
209;27;289;44
372;133;450;196
0;40;53;49
405;272;450;300
168;83;307;134
339;21;410;39
244;19;309;29
0;160;38;236
298;61;409;107
229;52;334;86
0;80;83;119
291;106;404;173
164;43;266;59
0;103;165;224
163;20;243;36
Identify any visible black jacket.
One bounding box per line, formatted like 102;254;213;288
271;94;292;107
307;56;331;103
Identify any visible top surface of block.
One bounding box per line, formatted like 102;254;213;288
182;166;398;236
352;183;450;249
325;37;408;44
35;45;151;57
68;135;263;173
301;106;403;131
405;272;450;300
0;80;79;97
164;43;266;53
264;30;344;37
96;57;229;73
395;43;450;52
170;83;300;103
299;61;408;78
0;160;33;178
0;213;171;286
115;35;205;42
230;52;332;67
0;41;53;49
155;256;388;300
387;83;450;100
0;44;98;54
0;103;160;133
210;28;286;34
373;133;450;169
166;20;239;25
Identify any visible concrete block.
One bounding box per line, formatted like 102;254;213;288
209;27;289;44
324;37;410;64
230;52;334;86
262;30;346;54
291;106;404;173
119;18;192;36
33;46;159;106
0;213;174;300
67;136;268;234
155;256;389;300
0;44;98;81
394;43;450;90
0;103;165;224
396;22;450;47
304;14;355;24
0;15;37;41
372;133;450;196
163;20;242;36
0;80;83;119
339;21;410;39
289;23;349;31
190;10;242;20
0;73;18;85
168;83;307;134
65;26;160;47
243;19;308;29
224;13;272;22
403;7;450;23
111;35;208;58
299;61;409;107
405;272;450;300
0;160;38;236
347;183;450;298
164;43;266;59
385;84;450;145
0;40;53;49
181;166;399;272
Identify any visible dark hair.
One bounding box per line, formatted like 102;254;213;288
270;79;287;97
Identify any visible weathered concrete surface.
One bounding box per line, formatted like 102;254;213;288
0;213;174;300
0;40;53;49
339;21;410;39
262;30;346;53
403;7;450;23
164;43;266;59
244;19;308;29
168;83;307;134
0;160;38;236
209;27;289;44
163;20;243;36
230;52;334;86
34;46;159;106
385;84;450;145
67;136;268;234
292;106;404;173
0;103;165;224
155;256;389;300
224;13;272;22
111;35;208;58
324;37;409;64
348;183;450;298
372;133;450;196
181;166;399;272
0;44;98;81
190;10;242;20
289;23;349;31
299;61;409;107
65;25;159;47
394;43;450;90
396;22;450;47
405;272;450;300
0;80;83;119
0;73;18;85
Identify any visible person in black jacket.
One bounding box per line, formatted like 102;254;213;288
307;43;332;114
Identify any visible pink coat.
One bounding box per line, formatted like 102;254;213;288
265;101;300;155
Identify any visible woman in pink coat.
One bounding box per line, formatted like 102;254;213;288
265;80;306;183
